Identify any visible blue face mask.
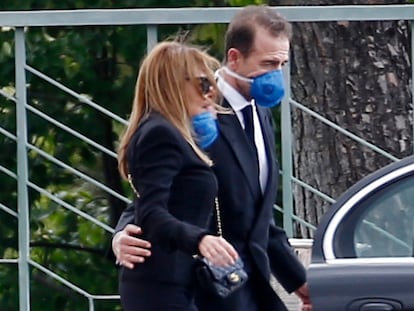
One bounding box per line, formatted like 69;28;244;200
223;67;285;108
192;111;218;149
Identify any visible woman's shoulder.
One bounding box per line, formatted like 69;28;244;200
139;112;178;131
134;112;183;144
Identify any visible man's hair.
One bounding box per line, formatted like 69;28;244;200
224;5;292;61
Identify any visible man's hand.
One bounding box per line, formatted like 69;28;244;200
112;224;151;269
295;282;312;311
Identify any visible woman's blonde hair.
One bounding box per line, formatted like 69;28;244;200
118;41;220;179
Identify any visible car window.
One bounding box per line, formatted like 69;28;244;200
354;176;414;258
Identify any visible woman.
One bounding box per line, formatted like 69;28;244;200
117;41;239;311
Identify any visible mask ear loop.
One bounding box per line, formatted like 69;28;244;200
221;66;253;83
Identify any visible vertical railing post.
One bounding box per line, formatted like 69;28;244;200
88;298;95;311
281;63;294;237
146;25;158;52
15;27;30;311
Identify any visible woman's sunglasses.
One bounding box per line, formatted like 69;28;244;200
196;76;213;95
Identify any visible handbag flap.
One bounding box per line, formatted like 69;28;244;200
201;257;245;280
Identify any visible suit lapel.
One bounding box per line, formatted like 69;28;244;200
256;106;276;199
217;105;261;196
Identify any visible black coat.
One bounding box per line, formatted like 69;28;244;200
120;112;217;287
195;100;306;310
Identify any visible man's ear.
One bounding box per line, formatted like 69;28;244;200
227;48;241;70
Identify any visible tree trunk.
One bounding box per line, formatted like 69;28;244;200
269;0;412;237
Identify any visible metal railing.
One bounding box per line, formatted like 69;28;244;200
0;5;413;311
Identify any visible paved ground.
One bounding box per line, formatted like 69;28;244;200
271;277;301;311
271;239;313;311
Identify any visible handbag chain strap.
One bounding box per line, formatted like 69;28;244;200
128;173;222;237
214;197;223;237
127;173;140;198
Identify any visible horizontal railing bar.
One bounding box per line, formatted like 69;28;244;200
273;203;284;215
0;126;17;141
0;202;18;218
0;166;16;221
29;260;120;300
29;260;93;298
26;65;129;126
0;5;413;27
292;215;317;230
26;104;117;159
291;99;400;162
0;259;18;264
291;176;336;204
26;142;130;203
88;295;120;300
0;164;17;179
28;181;115;233
0;89;17;102
273;204;317;231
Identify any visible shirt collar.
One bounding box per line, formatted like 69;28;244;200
216;69;253;112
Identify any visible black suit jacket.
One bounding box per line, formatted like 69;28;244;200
207;101;306;294
120;112;216;287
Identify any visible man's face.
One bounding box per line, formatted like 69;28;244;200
227;28;290;99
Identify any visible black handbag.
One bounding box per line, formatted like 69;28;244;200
195;198;248;298
195;256;248;298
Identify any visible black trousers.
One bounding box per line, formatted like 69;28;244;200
120;280;198;311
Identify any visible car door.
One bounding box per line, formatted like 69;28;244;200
308;155;414;311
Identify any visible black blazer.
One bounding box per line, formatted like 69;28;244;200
120;112;217;287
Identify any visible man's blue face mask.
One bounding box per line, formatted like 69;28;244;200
222;66;285;108
192;111;218;149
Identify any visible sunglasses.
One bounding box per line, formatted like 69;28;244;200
196;76;213;95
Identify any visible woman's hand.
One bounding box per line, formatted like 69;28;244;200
198;235;238;266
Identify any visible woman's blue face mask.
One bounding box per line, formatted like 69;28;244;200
192;111;218;149
222;66;285;108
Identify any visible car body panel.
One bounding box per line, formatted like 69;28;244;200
308;155;414;310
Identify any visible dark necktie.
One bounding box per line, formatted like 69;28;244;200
242;105;256;150
241;105;260;189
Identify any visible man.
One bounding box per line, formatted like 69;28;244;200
113;5;312;311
